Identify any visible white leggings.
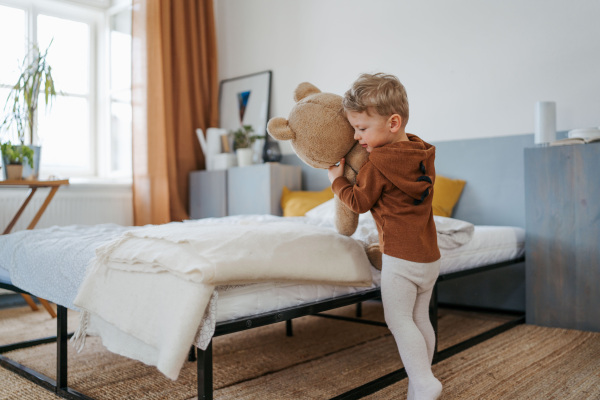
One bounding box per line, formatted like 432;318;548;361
381;254;442;400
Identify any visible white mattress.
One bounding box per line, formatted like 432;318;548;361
439;225;524;275
213;224;524;323
0;218;524;324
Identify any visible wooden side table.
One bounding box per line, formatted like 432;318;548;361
524;144;600;332
1;179;70;318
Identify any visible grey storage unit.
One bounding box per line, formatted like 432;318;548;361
189;169;228;219
228;163;301;216
189;162;301;218
524;143;600;332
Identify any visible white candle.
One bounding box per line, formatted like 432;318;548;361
534;101;556;144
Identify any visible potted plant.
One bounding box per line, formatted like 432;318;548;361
0;41;57;180
1;141;34;180
232;124;265;167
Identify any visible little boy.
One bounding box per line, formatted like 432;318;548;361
328;73;442;400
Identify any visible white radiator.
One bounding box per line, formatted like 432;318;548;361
0;183;133;233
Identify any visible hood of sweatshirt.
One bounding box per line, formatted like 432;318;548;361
368;134;436;203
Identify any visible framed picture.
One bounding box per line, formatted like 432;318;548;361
219;70;272;137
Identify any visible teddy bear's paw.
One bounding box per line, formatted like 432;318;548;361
366;243;382;270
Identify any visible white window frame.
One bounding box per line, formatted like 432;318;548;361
0;0;132;181
103;0;133;180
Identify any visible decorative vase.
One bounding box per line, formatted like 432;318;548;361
6;164;23;180
236;148;253;167
263;137;282;162
20;145;41;180
1;153;9;180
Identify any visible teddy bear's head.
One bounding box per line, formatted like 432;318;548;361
267;82;357;169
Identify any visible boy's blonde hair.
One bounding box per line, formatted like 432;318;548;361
343;73;409;127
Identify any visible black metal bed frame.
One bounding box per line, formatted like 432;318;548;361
0;256;525;400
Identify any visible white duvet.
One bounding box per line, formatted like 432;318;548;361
73;216;373;380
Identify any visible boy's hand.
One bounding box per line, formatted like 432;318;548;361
328;158;345;183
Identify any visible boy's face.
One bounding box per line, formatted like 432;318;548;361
346;110;401;153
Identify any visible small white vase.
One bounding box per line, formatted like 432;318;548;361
236;148;253;167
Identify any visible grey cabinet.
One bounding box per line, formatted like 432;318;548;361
189;162;301;219
524;143;600;332
189;169;227;219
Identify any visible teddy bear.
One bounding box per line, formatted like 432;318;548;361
267;82;382;269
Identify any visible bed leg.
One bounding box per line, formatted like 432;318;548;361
286;319;293;337
356;302;363;318
56;305;68;390
188;345;197;362
429;283;439;356
197;341;213;400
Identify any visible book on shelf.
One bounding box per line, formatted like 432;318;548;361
550;136;600;146
551;128;600;146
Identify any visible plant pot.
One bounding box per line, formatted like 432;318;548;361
236;148;254;167
6;164;23;180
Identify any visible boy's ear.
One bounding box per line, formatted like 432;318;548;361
389;114;402;132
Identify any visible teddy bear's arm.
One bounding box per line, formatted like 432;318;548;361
333;196;359;236
332;164;360;236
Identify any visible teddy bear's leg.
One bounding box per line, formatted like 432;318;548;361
333;196;359;236
366;242;382;270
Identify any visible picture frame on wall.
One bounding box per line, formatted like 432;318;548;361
219;70;272;140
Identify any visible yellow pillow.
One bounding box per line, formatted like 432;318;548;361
432;175;466;217
281;186;334;217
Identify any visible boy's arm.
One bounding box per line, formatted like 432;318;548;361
330;161;383;214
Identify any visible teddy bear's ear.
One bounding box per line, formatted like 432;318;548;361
267;117;295;141
294;82;321;102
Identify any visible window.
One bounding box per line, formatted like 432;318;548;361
108;6;132;176
0;0;132;180
0;4;26;143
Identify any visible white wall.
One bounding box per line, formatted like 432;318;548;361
214;0;600;152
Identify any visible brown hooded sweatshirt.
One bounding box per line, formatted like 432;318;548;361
332;134;440;263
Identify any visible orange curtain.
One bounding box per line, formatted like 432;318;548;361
132;0;219;225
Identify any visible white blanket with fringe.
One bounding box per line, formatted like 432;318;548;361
72;217;372;380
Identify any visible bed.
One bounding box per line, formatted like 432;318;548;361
0;198;524;399
0;136;530;400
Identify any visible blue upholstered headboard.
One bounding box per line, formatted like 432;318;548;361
282;132;569;229
432;135;531;228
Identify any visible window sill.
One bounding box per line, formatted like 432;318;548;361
59;177;132;192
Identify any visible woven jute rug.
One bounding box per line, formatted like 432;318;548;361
364;324;600;400
1;303;529;399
